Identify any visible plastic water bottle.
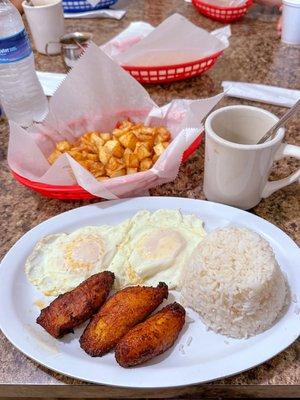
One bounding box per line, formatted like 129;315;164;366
0;0;48;127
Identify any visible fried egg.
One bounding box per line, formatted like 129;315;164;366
109;209;206;289
25;223;129;296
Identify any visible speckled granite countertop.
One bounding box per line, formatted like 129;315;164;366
0;0;299;397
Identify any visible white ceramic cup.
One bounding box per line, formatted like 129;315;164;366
23;0;65;55
282;0;300;46
204;105;300;210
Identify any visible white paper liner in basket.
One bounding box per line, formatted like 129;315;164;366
107;14;231;67
8;43;224;200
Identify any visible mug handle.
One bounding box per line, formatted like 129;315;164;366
262;143;300;198
45;42;61;56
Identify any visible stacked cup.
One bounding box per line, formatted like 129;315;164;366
281;0;300;46
23;0;65;55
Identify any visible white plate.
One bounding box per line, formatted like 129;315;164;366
0;197;299;388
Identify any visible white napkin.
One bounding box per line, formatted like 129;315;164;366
64;9;126;19
113;13;230;67
222;81;300;108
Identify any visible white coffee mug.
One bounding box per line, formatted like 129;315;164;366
23;0;65;55
204;105;300;210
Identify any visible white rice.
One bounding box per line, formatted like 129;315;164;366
181;226;287;339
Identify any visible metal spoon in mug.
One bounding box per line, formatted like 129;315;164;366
257;98;300;144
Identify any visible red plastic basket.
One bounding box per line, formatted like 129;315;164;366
192;0;252;23
11;134;203;200
122;51;223;84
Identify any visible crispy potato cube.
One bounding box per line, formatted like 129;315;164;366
98;147;110;165
154;135;161;145
154;143;166;157
97;176;109;181
130;154;139;168
81;132;92;142
94;171;105;178
56;140;71;152
81;150;89;159
152;154;159;163
100;133;112;142
80;137;93;148
123;148;132;166
141;127;154;135
158;133;171;143
80;160;92;169
103;140;115;155
135;143;152;161
106;156;125;172
90;162;105;176
126;167;138;175
104;140;124;158
90;132;105;148
68;150;83;162
79;160;103;175
78;141;98;153
112;128;127;139
144;138;155;150
48;149;62;165
118;120;133;130
134;132;155;144
86;153;99;161
107;168;126;178
119;132;137;151
124;149;139;168
123;147;132;157
140;158;153;171
156;127;171;141
81;150;98;160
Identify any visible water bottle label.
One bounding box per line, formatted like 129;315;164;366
0;29;32;64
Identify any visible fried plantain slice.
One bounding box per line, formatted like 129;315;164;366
80;282;168;356
36;271;115;338
115;302;185;367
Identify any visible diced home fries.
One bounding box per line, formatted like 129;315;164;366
47;120;171;180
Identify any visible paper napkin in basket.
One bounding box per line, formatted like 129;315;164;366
8;43;224;199
110;13;230;67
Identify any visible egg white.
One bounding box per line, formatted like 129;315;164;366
25;222;129;296
109;209;206;289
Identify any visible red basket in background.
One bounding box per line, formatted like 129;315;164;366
122;51;222;84
192;0;253;23
11;134;203;200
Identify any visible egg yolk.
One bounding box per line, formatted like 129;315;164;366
138;229;186;261
64;235;105;271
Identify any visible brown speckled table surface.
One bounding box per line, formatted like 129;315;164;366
0;0;299;398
